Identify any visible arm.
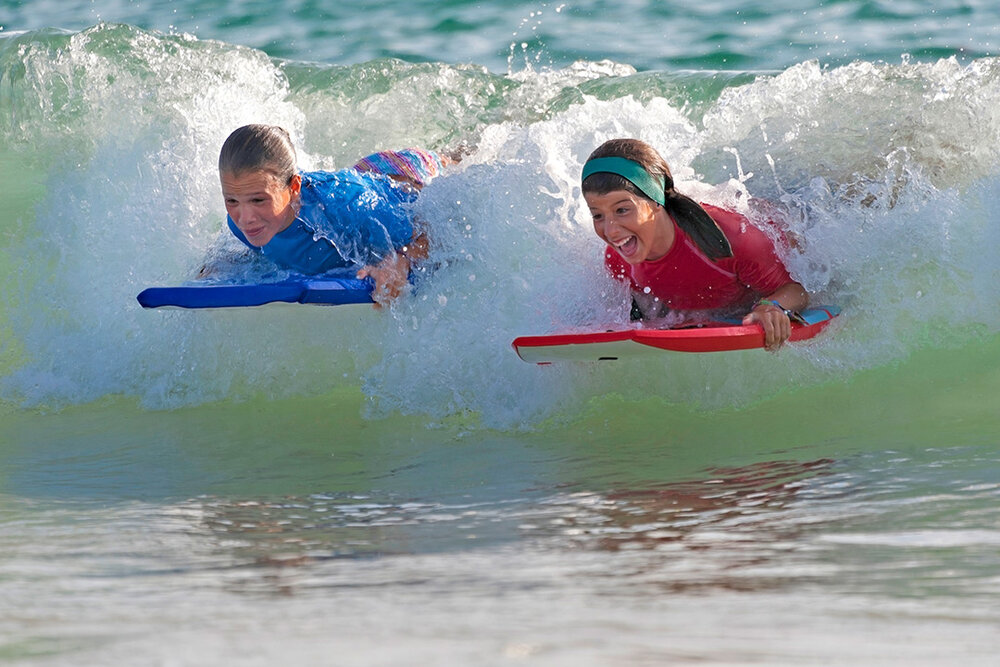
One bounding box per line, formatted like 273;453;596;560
630;290;669;320
356;233;429;310
741;281;809;351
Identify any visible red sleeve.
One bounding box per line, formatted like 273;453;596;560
703;205;794;295
726;220;794;294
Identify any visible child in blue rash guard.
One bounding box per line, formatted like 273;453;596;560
217;124;443;307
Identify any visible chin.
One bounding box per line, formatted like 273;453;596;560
615;248;645;265
245;233;272;247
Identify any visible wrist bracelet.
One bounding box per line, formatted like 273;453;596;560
755;298;807;324
755;298;785;312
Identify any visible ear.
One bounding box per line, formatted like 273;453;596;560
288;173;302;195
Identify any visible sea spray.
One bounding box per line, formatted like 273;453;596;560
1;25;999;427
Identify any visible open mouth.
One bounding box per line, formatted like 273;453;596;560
613;235;639;259
242;227;268;246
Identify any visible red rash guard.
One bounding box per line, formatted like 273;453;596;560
604;204;793;311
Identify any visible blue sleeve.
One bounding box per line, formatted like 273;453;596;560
297;170;415;266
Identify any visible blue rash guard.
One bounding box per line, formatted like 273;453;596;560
227;169;417;275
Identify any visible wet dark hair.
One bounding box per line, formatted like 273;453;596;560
218;124;298;184
582;138;732;260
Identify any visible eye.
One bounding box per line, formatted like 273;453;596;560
615;206;630;215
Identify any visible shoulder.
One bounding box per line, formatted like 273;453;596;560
302;168;412;206
301;168;364;193
700;203;793;288
701;203;780;253
701;203;749;231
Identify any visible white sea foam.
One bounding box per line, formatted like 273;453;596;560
2;26;1000;426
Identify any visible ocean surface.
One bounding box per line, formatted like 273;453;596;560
2;1;1000;664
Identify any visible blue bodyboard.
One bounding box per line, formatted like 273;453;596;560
137;272;374;309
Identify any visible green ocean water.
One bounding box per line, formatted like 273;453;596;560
2;2;1000;665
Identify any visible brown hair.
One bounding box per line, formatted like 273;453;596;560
218;124;298;184
583;139;732;260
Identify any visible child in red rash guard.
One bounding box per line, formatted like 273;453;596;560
582;138;808;350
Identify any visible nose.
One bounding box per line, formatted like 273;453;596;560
600;217;621;237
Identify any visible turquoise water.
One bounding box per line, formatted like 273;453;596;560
2;2;1000;664
2;0;998;72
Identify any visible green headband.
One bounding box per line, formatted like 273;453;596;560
581;156;665;205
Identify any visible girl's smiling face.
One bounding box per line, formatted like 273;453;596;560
586;189;674;264
220;170;301;247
